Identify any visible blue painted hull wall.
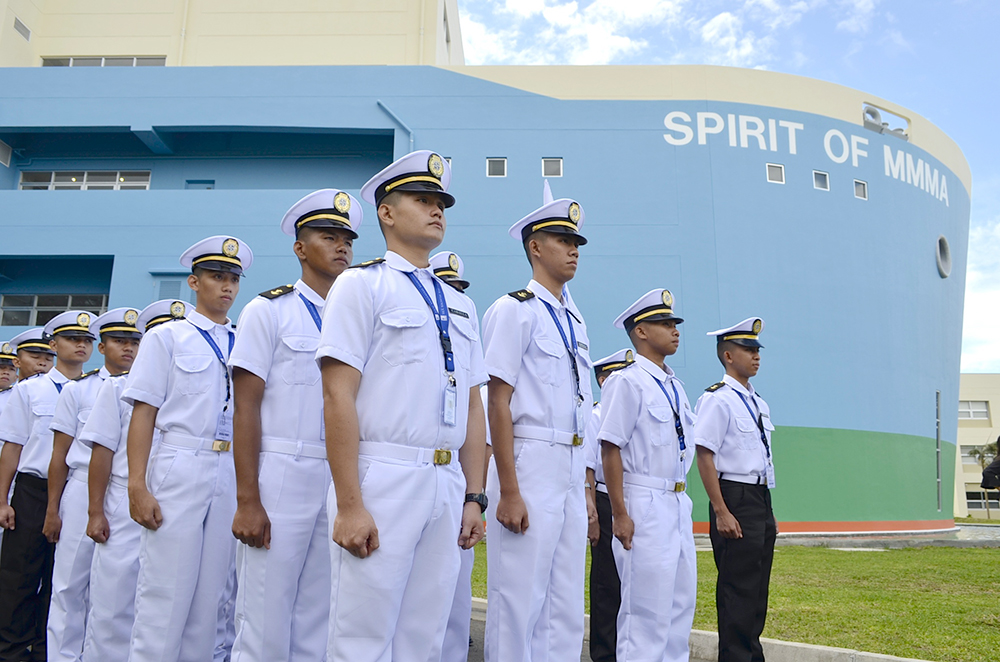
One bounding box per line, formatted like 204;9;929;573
0;67;969;500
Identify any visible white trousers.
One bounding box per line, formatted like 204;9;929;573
128;443;238;662
327;455;464;662
441;546;476;662
83;479;142;662
49;470;95;662
484;439;587;662
612;485;697;662
231;453;331;662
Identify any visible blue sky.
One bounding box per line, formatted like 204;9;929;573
457;0;1000;371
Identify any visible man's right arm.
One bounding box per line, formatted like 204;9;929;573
231;368;269;549
488;377;529;534
0;443;23;529
696;447;742;539
126;402;161;530
322;357;378;558
87;445;113;543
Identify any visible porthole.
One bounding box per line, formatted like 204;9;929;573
936;235;951;278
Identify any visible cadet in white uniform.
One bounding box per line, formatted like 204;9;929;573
0;341;16;394
0;311;95;660
694;318;776;662
482;189;593;662
599;290;697;662
432;250;482;662
46;307;142;662
584;348;633;662
124;236;253;662
318;151;488;662
228;189;361;661
81;300;182;662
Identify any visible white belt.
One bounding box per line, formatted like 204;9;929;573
358;441;455;466
260;437;327;460
719;472;766;485
595;481;608;494
512;424;582;446
623;472;686;493
161;431;232;453
68;467;89;484
109;474;128;488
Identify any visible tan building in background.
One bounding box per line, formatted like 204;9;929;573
0;0;464;68
955;373;1000;518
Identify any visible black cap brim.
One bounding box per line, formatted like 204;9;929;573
527;225;588;246
442;276;470;291
101;330;143;340
54;330;96;339
385;182;455;208
724;338;764;349
194;261;244;276
296;221;359;239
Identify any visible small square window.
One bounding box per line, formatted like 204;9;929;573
185;180;215;190
42;58;70;67
135;57;167;67
813;171;829;191
766;163;784;184
103;57;135;67
486;158;506;178
854;179;868;200
72;58;102;67
542;158;563;177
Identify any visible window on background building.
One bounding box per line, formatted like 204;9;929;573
958;400;990;420
962;445;995;466
766;163;784;184
542;158;563;177
854;179;868;200
0;294;108;326
966;490;1000;511
41;56;166;67
813;170;830;191
20;171;151;191
486;158;507;178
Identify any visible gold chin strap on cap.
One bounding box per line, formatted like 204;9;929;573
531;220;578;233
722;334;758;341
384;175;442;193
192;254;242;267
296;213;351;229
631;307;673;324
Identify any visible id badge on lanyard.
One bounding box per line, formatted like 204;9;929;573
405;271;458;427
215;411;233;443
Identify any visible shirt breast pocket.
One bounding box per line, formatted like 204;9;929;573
533;337;567;386
379;308;430;367
174;354;214;396
31;404;55;439
735;415;761;451
280;335;320;386
648;404;674;446
449;316;478;379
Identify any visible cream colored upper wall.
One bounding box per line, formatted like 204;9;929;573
0;0;463;67
444;64;971;196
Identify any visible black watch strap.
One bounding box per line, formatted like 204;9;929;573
465;492;488;513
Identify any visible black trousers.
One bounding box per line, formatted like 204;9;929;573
0;473;54;662
709;480;776;662
589;489;621;662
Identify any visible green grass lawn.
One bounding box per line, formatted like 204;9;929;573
958;516;1000;524
471;543;999;662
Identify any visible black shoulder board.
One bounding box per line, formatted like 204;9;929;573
349;258;385;269
705;381;726;392
111;371;129;378
74;368;101;381
259;284;294;299
508;289;535;302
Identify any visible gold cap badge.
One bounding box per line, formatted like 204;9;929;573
170;301;186;318
2;343;11;354
448;253;460;271
428;153;445;179
661;290;673;307
568;202;581;223
752;319;762;334
124;309;139;326
333;191;352;214
77;312;91;327
222;238;239;257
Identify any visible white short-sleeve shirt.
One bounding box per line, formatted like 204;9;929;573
0;369;70;478
78;374;133;481
584;401;604;480
230;279;326;447
0;386;13;421
315;251;488;451
597;355;695;483
693;374;774;478
50;367;110;472
122;311;233;440
482;279;593;439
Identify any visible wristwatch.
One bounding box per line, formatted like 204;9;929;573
465;492;488;513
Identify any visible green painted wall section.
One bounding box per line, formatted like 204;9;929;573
687;427;956;523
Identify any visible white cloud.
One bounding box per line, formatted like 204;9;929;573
880;28;913;54
693;11;774;67
836;0;877;34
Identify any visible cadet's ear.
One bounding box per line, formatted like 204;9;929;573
187;273;199;292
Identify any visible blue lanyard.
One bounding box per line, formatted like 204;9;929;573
541;300;583;402
405;271;455;373
190;322;235;411
735;390;770;458
654;378;686;451
297;292;322;332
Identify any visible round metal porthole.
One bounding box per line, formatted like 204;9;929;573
936;235;952;278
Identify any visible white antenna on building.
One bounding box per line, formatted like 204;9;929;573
543;179;553;205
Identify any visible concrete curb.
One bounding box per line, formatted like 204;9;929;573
471;598;931;662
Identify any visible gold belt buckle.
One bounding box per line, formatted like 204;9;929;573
572;434;583;446
433;449;452;465
673;481;686;493
212;440;231;452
